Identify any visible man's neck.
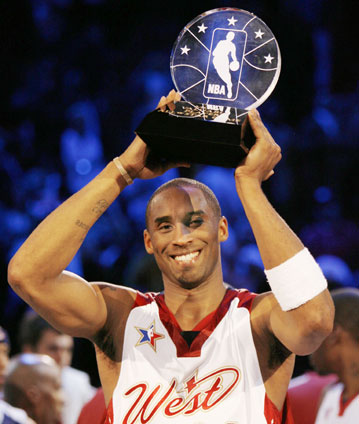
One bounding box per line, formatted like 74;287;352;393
162;275;227;331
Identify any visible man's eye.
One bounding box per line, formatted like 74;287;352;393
159;224;172;231
190;219;203;227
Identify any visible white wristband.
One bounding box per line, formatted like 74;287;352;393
264;248;328;311
113;157;133;185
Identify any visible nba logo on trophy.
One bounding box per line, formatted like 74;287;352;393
204;29;246;101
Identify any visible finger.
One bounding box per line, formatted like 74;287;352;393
166;90;181;111
174;91;181;102
248;109;274;144
166;89;176;100
156;90;180;112
166;90;181;102
158;91;177;109
263;170;275;181
156;96;167;112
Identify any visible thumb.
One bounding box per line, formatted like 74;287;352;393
263;170;275;181
248;109;268;139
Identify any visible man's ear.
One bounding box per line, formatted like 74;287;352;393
143;229;154;254
326;324;343;347
218;216;229;242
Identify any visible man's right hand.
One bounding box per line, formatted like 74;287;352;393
119;90;189;181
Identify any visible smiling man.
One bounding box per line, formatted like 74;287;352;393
8;91;334;424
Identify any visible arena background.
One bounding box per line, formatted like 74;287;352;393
1;0;358;386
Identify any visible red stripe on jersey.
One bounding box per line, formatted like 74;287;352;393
339;389;358;416
264;394;294;424
133;291;157;308
104;398;113;424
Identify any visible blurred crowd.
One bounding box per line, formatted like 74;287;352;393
0;0;358;423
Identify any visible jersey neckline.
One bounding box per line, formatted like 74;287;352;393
154;288;255;357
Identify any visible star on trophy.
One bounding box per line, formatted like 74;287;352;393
136;8;281;167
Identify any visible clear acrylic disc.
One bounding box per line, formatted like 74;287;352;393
170;8;281;111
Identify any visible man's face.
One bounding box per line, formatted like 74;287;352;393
144;186;228;289
35;365;64;424
0;343;10;391
35;330;73;369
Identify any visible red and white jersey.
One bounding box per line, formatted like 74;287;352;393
105;289;291;424
315;382;359;423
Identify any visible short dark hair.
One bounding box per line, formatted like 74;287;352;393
331;288;359;343
145;178;222;228
18;311;60;349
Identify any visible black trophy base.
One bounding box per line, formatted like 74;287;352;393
135;108;255;168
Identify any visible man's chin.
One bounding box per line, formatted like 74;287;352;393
178;279;203;290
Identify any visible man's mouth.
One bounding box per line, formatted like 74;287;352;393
172;250;200;264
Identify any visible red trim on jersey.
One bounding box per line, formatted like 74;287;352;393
103;398;113;424
192;310;217;331
133;291;157;308
339;389;359;416
155;288;256;358
264;394;294;424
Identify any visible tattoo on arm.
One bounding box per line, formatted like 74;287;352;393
92;199;109;216
75;219;90;231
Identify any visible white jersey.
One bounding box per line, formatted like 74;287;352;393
105;289;291;424
315;382;359;424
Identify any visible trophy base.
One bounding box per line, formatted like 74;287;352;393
135;103;255;168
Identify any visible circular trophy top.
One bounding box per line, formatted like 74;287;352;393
170;8;281;110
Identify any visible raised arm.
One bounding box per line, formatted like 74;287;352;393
235;109;334;355
8;91;185;339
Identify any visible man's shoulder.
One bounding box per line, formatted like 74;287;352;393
0;399;30;424
224;287;258;312
91;282;138;304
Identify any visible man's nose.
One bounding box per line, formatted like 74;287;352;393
172;223;193;245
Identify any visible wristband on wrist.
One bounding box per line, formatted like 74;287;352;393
264;248;328;311
113;157;133;185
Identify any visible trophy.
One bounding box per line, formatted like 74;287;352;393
136;8;281;167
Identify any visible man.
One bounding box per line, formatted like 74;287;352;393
310;288;359;423
287;255;355;424
1;326;35;424
18;312;95;424
3;353;63;424
8;91;334;423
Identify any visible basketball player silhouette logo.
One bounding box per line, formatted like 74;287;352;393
212;32;239;98
203;28;245;102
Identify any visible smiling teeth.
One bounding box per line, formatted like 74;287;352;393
174;251;199;262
